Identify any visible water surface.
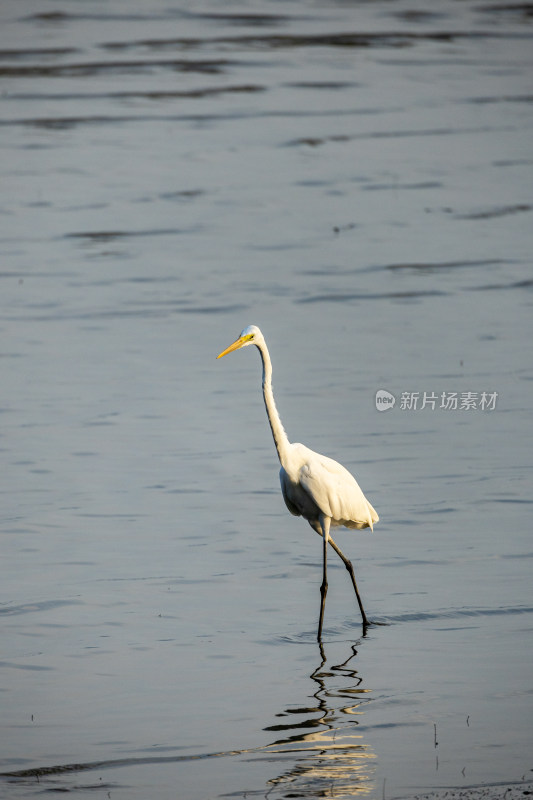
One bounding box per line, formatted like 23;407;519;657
1;1;532;798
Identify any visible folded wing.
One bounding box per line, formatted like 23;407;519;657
299;452;378;530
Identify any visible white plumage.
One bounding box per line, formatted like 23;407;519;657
217;325;379;638
280;442;379;533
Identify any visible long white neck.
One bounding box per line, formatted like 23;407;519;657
256;340;290;464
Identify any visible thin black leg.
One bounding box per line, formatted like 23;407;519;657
317;515;330;640
327;535;369;628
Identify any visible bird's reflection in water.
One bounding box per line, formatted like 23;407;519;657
262;641;376;798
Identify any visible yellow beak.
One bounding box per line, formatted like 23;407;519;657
216;335;248;359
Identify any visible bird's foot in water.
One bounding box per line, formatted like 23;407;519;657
362;618;389;630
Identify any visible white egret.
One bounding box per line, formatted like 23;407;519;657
217;325;378;639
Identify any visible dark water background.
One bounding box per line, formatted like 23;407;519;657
1;1;532;798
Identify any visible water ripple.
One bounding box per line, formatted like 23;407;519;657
296;290;448;304
377;605;533;625
0;599;81;616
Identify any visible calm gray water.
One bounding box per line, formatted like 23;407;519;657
1;1;532;798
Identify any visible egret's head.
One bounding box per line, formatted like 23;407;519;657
217;325;263;359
